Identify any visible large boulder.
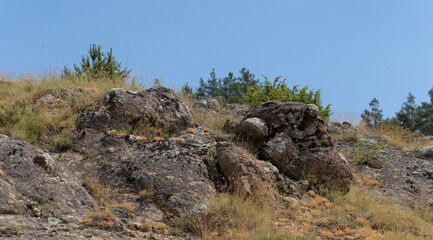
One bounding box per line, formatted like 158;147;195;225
216;142;278;200
240;101;352;193
0;134;95;222
79;87;194;133
240;117;269;140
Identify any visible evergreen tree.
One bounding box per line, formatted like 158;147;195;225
206;68;220;98
415;88;433;135
63;44;130;81
238;68;259;94
180;83;195;98
196;78;207;100
396;93;417;131
361;98;383;127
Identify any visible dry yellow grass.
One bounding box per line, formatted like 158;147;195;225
136;136;148;141
181;95;242;133
81;208;119;228
168;137;186;142
183;178;433;240
359;123;432;151
82;176;113;206
0;72;143;151
121;202;134;211
152;136;165;141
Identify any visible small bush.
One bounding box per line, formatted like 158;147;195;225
63;44;131;82
241;75;331;119
341;141;384;165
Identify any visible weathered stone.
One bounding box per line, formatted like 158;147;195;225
262;132;299;175
80;86;194;133
216;142;278;199
240;117;269;140
33;153;55;174
78;108;111;130
222;120;240;134
0;134;95;221
242;101;352;193
226;103;252;116
410;145;433;161
124;140;216;217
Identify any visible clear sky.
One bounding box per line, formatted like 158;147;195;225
1;1;433;120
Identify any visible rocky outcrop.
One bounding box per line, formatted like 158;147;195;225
410;145;433;161
0;134;95;222
216;142;278;199
240;101;353;192
226;103;252;116
328;121;358;135
197;99;220;111
79;87;194;133
124;140;216;217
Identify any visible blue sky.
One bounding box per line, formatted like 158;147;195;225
1;1;433;120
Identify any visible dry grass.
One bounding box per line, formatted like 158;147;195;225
182;96;242;133
359;123;432;151
82;176;113;206
183;178;433;240
181;193;313;240
332;130;361;144
327;187;433;239
0;72;143;151
81;208;120;228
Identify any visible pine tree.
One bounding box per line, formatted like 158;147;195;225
361;98;383;127
196;78;207;100
415;88;433;135
238;68;259;94
206;69;220;98
396;93;417;131
63;44;130;81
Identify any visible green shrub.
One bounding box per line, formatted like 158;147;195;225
241;75;332;119
341;141;384;165
63;44;131;81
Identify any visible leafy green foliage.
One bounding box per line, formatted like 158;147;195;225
361;98;383;127
63;44;131;81
241;75;332;119
341;141;384;165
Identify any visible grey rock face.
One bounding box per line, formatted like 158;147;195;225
79;86;194;133
197;98;220;111
124;140;216;217
242;101;353;193
328;121;358;135
262;132;299;177
0;134;95;221
226;103;253;116
410;145;433;161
